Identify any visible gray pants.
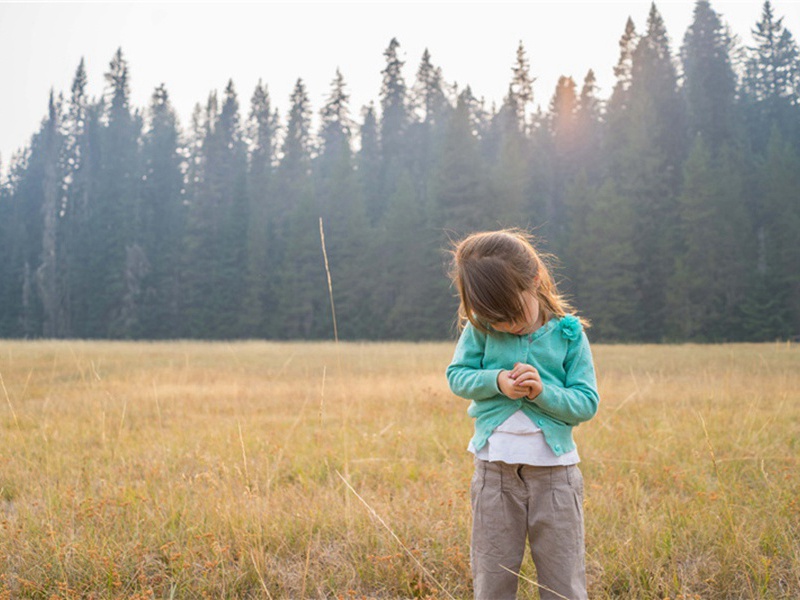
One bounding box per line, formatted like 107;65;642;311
470;459;587;600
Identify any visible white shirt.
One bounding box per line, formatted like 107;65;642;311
468;410;580;466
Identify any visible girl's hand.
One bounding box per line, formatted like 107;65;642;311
509;362;543;400
497;370;531;400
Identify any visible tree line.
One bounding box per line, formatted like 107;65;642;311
1;0;799;342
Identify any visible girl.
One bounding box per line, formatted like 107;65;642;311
446;229;599;600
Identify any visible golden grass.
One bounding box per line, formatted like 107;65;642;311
0;340;798;599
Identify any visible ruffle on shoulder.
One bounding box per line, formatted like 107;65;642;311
559;314;582;341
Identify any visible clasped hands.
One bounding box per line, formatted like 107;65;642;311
497;362;543;400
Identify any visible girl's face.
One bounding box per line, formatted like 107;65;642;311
490;290;542;336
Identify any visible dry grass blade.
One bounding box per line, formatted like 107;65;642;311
238;419;251;491
335;470;457;600
319;217;339;344
0;371;20;431
249;551;274;600
499;565;573;600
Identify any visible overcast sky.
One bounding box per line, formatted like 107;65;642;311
2;1;799;174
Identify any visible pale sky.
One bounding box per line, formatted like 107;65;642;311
2;0;800;175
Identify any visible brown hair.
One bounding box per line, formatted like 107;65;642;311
449;228;588;334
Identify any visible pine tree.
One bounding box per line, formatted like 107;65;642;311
183;81;249;338
744;127;800;339
240;80;278;337
549;76;580;166
616;3;687;340
137;83;186;338
681;0;737;151
743;1;800;147
274;78;319;338
432;86;488;234
34;91;65;338
510;41;535;132
7;107;60;336
488;96;532;227
277;78;313;205
357;102;382;224
486;44;538;228
91;47;142;337
609;17;638;115
565;177;638;340
318;69;353;178
411;48;448;126
574;69;603;178
380;171;450;339
407;49;451;218
377;37;411;221
60;58;93;337
315;69;372;338
668;137;752;340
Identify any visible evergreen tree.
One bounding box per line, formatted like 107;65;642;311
574;69;604;178
407;49;451;219
315;69;372;339
276;78;313;205
34;91;66;338
240;80;278;337
432;86;488;234
617;4;687;339
668;137;752;340
378;38;410;218
381;171;451;339
411;48;448;126
510;41;535;132
182;81;249;338
81;47;143;337
565;177;638;340
6;110;59;336
487;93;533;227
318;69;353;178
609;17;638;115
743;127;800;339
274;79;319;338
681;0;737;151
549;76;579;162
485;44;538;228
743;1;800;148
357;102;382;224
60;58;93;337
137;84;186;338
0;151;30;336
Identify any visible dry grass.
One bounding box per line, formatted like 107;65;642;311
0;340;798;599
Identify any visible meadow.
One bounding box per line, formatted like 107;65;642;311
0;340;798;599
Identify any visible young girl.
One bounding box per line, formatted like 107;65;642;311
446;229;599;600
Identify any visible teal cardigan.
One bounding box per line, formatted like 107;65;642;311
446;315;599;456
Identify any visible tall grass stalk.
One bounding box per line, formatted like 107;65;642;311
0;371;19;431
336;470;457;600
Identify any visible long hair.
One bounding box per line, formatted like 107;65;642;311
449;228;588;334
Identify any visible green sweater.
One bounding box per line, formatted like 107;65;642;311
446;315;599;457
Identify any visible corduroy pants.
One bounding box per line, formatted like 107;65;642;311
470;459;588;600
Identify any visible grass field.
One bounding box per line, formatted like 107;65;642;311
0;340;798;599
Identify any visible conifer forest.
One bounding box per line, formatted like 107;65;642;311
1;1;799;342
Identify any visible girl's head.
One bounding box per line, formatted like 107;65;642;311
450;229;585;335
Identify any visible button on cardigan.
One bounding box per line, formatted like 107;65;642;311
446;315;599;456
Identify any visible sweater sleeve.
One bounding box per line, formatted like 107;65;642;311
446;323;503;401
531;331;599;426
